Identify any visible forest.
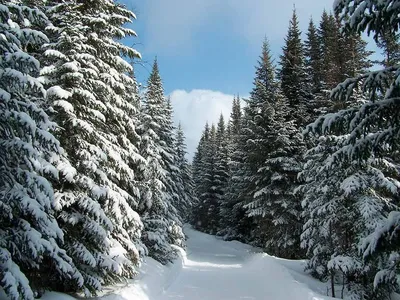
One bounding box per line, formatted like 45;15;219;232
1;0;400;300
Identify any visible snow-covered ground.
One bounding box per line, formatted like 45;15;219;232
95;226;335;300
150;227;335;300
23;226;340;300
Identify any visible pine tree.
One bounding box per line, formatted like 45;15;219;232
40;0;144;293
0;3;82;298
279;8;309;127
230;95;242;136
193;115;230;235
162;97;186;249
192;123;210;202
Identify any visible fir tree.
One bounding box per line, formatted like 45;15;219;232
161;98;187;249
304;17;326;123
192;123;210;203
214;114;230;233
230;95;242;136
299;132;400;298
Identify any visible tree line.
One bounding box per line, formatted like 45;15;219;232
0;1;194;299
191;4;400;300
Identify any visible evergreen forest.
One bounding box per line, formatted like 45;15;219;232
1;0;400;299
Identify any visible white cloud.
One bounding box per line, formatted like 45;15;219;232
140;0;334;54
169;89;236;160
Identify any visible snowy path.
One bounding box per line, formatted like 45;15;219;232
37;227;334;300
154;227;332;300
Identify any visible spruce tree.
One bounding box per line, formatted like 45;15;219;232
299;132;400;298
175;123;195;223
40;0;144;293
245;94;305;258
192;124;219;234
319;11;341;91
376;29;400;68
192;123;210;203
0;3;82;298
139;60;184;263
303;0;400;296
279;8;308;127
193;115;230;235
230;95;242;136
219;96;246;239
305;18;322;96
163;98;186;248
304;18;326;123
237;39;280;244
214;114;230;233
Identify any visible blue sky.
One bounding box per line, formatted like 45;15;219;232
120;0;375;158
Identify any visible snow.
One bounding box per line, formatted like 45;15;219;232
0;226;349;300
28;226;342;300
153;228;338;300
47;86;72;100
40;292;76;300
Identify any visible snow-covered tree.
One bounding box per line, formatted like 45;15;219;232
279;8;309;127
219;96;248;239
245;95;305;258
230;39;280;245
0;3;82;298
175;123;195;223
139;60;184;263
212;114;230;233
299;132;400;298
161;98;187;248
192;124;220;234
300;0;400;296
191;124;209;227
318;11;342;92
40;0;144;294
192;123;209;193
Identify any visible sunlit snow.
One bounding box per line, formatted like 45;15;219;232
30;226;347;300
